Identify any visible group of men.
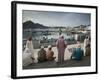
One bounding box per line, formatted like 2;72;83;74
37;45;56;62
70;36;91;61
37;34;67;64
23;34;91;66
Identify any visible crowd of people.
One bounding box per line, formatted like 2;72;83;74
23;34;91;66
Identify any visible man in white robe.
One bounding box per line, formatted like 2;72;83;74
23;37;34;66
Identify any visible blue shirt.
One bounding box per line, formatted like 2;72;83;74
72;48;84;60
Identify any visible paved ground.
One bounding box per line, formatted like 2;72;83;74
30;43;84;63
23;56;90;69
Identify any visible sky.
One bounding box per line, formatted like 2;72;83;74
22;10;91;27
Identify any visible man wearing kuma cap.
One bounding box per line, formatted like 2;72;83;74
46;45;56;61
37;46;47;62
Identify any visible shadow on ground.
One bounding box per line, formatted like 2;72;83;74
23;56;90;69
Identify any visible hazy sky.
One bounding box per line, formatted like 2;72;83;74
22;10;91;27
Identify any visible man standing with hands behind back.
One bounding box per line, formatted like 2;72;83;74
56;34;67;64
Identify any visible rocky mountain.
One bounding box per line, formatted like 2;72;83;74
23;21;48;29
